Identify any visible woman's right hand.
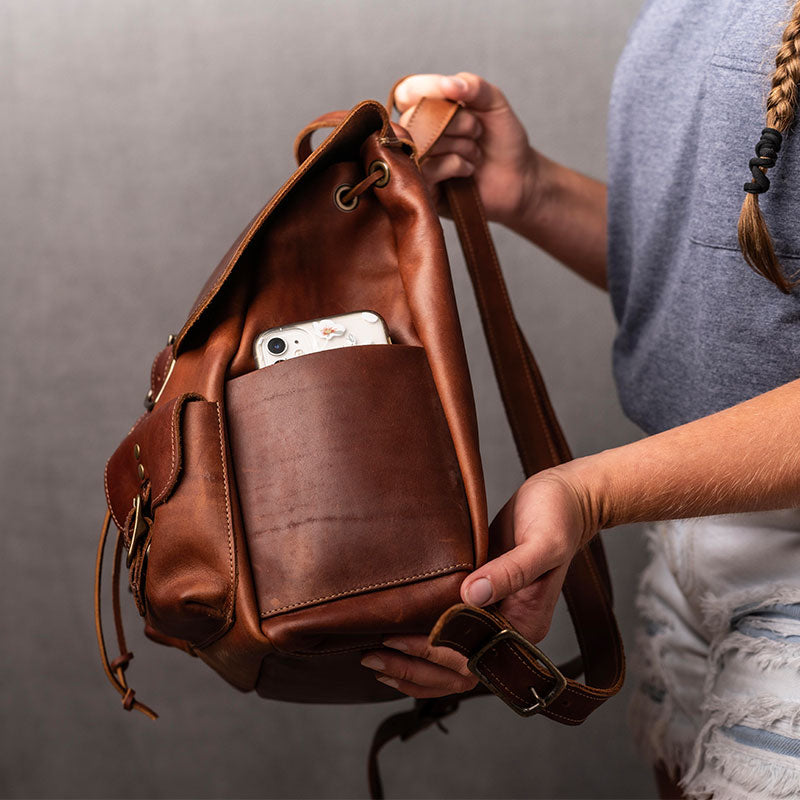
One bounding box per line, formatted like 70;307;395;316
393;72;539;228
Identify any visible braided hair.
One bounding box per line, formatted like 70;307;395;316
738;1;800;293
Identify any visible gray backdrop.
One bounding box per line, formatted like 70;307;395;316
1;1;654;797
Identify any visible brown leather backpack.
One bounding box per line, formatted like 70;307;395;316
96;86;624;797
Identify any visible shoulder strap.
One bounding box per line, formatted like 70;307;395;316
397;96;624;717
366;96;624;797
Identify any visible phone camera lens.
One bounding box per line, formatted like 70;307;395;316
267;337;287;356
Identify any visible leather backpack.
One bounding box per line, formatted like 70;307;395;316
95;84;625;797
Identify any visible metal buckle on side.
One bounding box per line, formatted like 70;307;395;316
467;628;568;717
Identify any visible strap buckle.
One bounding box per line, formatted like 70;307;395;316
467;628;567;717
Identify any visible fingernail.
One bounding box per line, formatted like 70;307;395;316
377;675;399;688
466;577;493;606
360;655;385;671
442;75;467;92
382;638;408;652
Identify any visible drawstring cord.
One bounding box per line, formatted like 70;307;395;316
339;168;385;206
94;510;157;720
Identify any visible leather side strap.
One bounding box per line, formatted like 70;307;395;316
94;510;157;720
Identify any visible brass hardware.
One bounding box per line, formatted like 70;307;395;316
151;357;176;408
126;494;149;567
334;184;359;212
369;160;391;187
137;463;145;481
133;444;140;460
467;628;567;717
144;340;177;411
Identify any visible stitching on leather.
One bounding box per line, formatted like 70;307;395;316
580;549;624;688
544;707;579;724
150;351;160;392
480;661;529;707
469;179;559;466
446;187;535;469
260;563;472;616
290;641;382;657
436;610;496;651
151;396;181;507
438;611;587;717
407;100;457;161
214;401;236;622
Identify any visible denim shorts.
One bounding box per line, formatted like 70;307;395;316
627;510;800;799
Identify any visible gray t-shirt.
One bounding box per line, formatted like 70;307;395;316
607;0;800;435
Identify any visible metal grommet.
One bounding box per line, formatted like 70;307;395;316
369;160;390;187
334;184;359;212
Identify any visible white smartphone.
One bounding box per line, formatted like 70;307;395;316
253;310;392;368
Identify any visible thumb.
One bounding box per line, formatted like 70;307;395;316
460;541;548;607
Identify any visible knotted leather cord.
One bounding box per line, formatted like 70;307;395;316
94;510;157;720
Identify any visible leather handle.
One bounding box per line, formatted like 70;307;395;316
293;111;352;165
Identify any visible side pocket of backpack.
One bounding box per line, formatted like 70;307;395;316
104;394;236;647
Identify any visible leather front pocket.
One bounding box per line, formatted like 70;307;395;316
225;344;473;623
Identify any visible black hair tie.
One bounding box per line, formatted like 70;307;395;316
744;127;783;194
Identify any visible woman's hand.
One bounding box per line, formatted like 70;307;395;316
393;72;539;228
393;72;609;289
360;468;596;698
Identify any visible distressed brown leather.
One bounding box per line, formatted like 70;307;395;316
98;90;624;752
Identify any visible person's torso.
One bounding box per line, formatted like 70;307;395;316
607;0;800;434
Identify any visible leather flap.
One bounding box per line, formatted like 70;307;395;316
104;392;203;531
173;100;389;357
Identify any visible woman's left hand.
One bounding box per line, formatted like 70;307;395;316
360;468;596;698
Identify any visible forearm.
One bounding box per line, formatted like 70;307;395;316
560;378;800;531
507;150;608;290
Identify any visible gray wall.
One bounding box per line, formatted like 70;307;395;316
1;1;654;797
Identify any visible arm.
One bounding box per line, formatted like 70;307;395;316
563;376;800;530
394;72;608;289
361;337;800;697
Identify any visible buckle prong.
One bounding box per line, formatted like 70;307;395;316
467;628;567;717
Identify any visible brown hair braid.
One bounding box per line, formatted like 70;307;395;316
737;0;800;293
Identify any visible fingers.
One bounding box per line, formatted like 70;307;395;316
397;108;484;186
398;108;483;140
420;153;476;184
383;634;471;674
394;72;507;113
462;474;587;608
359;636;478;698
498;563;570;643
394;73;466;110
460;533;568;608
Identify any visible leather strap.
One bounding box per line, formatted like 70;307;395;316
401;96;624;714
293;111;352;165
94;510;157;720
